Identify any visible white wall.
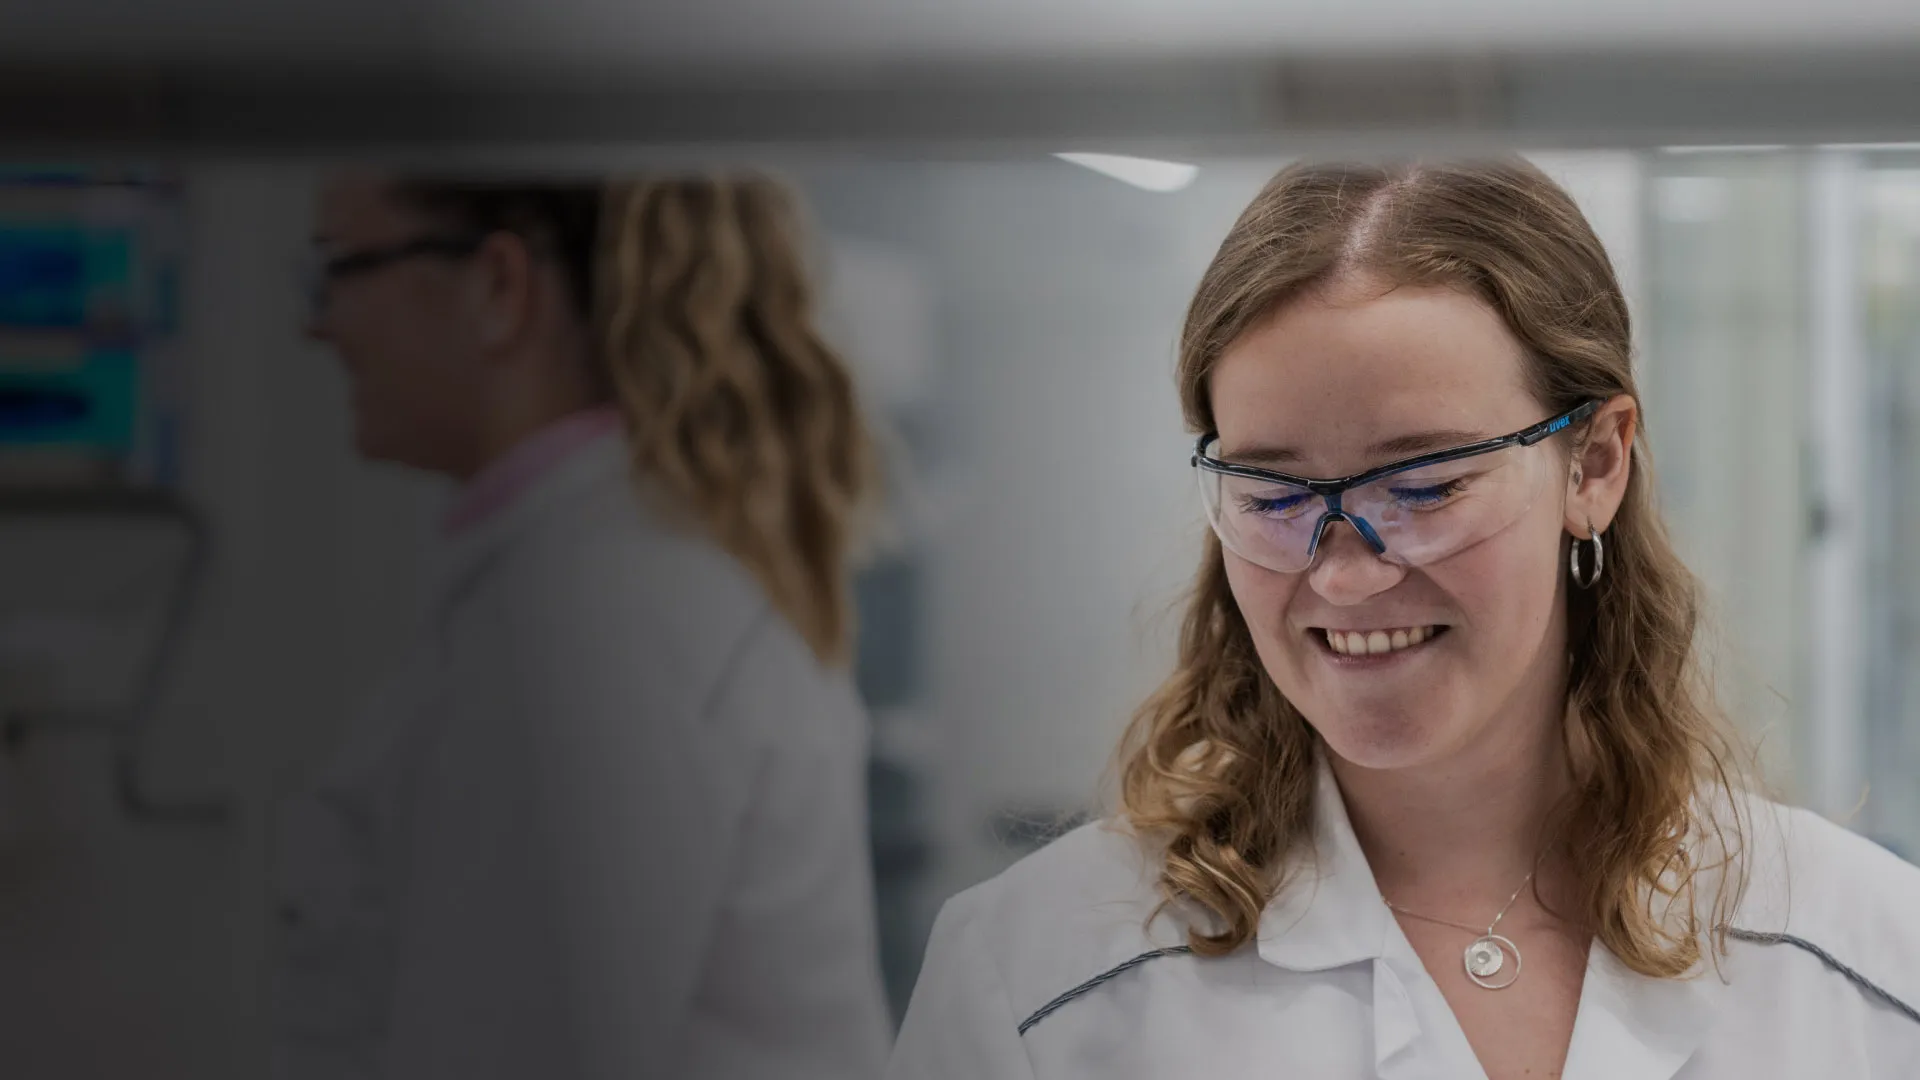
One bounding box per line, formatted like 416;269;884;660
0;164;442;1078
1639;155;1811;796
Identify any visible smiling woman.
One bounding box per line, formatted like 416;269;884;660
886;159;1920;1080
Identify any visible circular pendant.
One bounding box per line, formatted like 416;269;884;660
1463;934;1521;990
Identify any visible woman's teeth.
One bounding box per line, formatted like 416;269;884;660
1325;626;1438;656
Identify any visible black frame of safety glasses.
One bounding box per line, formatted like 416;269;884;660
318;233;489;282
1190;399;1603;496
303;232;490;316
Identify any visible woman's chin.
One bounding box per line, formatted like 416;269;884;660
1310;709;1456;773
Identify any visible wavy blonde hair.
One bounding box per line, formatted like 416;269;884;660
1119;159;1750;978
397;176;875;665
595;176;877;666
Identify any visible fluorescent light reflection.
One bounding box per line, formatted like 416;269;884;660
1054;152;1199;193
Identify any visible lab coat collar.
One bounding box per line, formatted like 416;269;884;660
1559;938;1724;1080
1254;754;1730;1080
1255;754;1392;973
441;405;624;537
430;431;632;611
1554;791;1754;1078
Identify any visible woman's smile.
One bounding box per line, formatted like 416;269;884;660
1313;623;1451;661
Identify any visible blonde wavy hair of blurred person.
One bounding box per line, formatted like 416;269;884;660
1118;159;1752;980
596;176;877;667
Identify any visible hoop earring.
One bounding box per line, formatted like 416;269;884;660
1570;525;1604;589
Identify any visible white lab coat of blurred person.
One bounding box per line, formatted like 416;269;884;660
271;174;892;1080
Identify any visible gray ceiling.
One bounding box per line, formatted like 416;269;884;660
6;0;1920;71
5;1;1920;155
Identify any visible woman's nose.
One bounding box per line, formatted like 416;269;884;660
1307;518;1407;604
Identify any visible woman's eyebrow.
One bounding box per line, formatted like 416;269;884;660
1218;443;1302;467
1222;428;1491;467
1368;429;1492;457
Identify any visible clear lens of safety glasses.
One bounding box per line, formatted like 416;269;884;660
1196;441;1556;574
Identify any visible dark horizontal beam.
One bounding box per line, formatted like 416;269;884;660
4;49;1920;162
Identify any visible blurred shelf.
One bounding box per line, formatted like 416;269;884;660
0;485;228;824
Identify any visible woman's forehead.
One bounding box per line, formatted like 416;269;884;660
314;172;426;242
1210;283;1540;458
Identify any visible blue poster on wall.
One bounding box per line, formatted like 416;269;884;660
0;351;139;450
0;171;179;484
0;226;88;328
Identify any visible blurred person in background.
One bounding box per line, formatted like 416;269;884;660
274;173;891;1080
889;160;1920;1079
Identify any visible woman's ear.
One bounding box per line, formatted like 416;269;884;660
1565;395;1638;536
467;231;536;351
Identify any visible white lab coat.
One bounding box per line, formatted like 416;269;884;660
889;757;1920;1079
271;434;893;1080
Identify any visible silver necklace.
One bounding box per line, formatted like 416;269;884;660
1383;869;1535;990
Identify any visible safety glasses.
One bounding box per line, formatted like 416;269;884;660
302;233;488;321
1193;400;1600;574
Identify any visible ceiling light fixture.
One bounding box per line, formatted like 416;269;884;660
1055;152;1199;193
